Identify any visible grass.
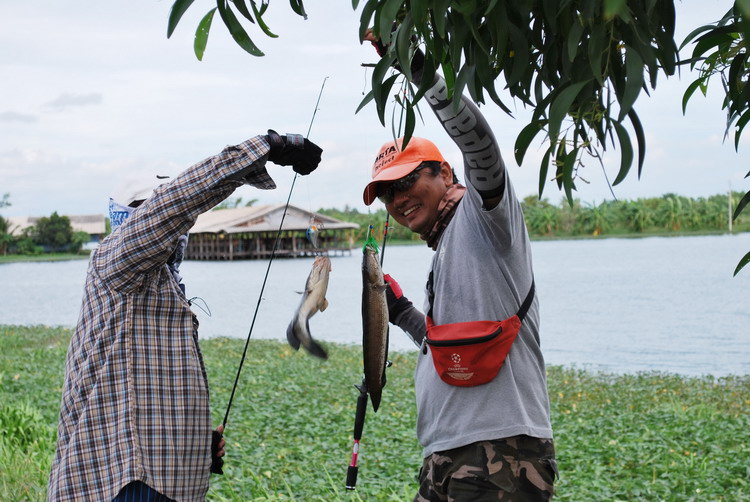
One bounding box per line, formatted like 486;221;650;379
1;325;749;501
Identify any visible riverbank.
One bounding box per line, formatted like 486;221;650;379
0;253;89;264
2;325;748;501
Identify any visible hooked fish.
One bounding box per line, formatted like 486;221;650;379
287;256;331;359
362;242;389;412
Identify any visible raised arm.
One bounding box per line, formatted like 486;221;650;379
365;30;507;209
421;73;506;209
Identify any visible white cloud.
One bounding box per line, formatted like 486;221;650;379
0;111;37;123
43;92;103;111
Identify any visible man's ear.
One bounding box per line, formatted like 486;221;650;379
440;161;453;186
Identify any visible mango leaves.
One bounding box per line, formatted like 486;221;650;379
357;0;680;203
167;0;303;60
681;3;749;274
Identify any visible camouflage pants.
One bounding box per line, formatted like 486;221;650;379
414;435;557;502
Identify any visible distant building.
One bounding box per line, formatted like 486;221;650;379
186;205;359;260
7;214;107;248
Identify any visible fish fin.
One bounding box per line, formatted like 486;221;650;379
286;320;301;351
294;290;304;295
376;284;388;293
319;298;329;312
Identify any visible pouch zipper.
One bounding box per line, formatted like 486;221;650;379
425;327;502;347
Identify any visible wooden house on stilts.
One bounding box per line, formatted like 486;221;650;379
186;204;358;260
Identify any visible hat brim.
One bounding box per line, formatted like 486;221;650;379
362;160;423;205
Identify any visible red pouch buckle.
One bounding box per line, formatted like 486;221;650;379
425;315;521;387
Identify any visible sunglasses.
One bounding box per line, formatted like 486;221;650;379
377;166;429;204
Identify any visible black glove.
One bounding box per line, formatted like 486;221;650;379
367;26;425;77
384;273;413;324
266;129;322;175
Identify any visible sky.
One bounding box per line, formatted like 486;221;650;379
1;1;748;219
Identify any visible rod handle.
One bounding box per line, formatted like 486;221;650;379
210;430;224;475
345;465;359;490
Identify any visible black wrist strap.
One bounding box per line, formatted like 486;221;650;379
266;129;283;148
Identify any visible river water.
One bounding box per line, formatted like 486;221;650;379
1;234;748;376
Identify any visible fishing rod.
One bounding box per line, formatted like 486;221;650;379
346;219;391;490
212;76;329;475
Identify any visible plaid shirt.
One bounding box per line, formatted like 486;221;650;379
48;136;276;501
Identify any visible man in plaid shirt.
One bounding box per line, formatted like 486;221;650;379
48;132;322;502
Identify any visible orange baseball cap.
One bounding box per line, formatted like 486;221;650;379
363;136;445;205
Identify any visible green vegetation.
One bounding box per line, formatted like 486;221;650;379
319;191;750;243
0;253;89;264
2;325;748;501
0;195;90;257
522;191;750;238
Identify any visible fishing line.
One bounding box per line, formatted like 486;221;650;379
220;77;329;433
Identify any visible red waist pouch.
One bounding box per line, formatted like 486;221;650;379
424;315;521;387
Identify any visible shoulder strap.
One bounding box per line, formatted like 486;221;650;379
427;272;535;323
516;280;535;322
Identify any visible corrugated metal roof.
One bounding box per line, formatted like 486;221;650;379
7;214;106;237
190;204;358;235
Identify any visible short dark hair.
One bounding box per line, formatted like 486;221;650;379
419;161;459;184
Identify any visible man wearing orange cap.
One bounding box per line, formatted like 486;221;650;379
363;35;556;501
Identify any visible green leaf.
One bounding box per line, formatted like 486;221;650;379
538;147;553;198
433;0;451;39
194;8;217;61
514;120;546;166
411;0;428;25
733;250;750;276
216;0;264;56
404;102;416;144
618;46;644;121
562;148;577;205
250;1;277;37
359;0;379;42
679;24;717;51
612;120;634;185
604;0;626;18
548;80;589;142
355;89;375;114
628;109;646;178
732;189;750;221
587;23;606;86
566;18;584;62
395;13;414;81
376;74;399;126
378;0;403;44
734;110;750;151
506;23;530;87
453;64;476;114
681;79;704;114
168;0;196;38
233;0;255;23
289;0;308;19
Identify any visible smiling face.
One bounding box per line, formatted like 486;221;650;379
381;162;454;235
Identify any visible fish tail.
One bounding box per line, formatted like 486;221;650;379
369;390;382;412
302;319;328;360
286;318;301;351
